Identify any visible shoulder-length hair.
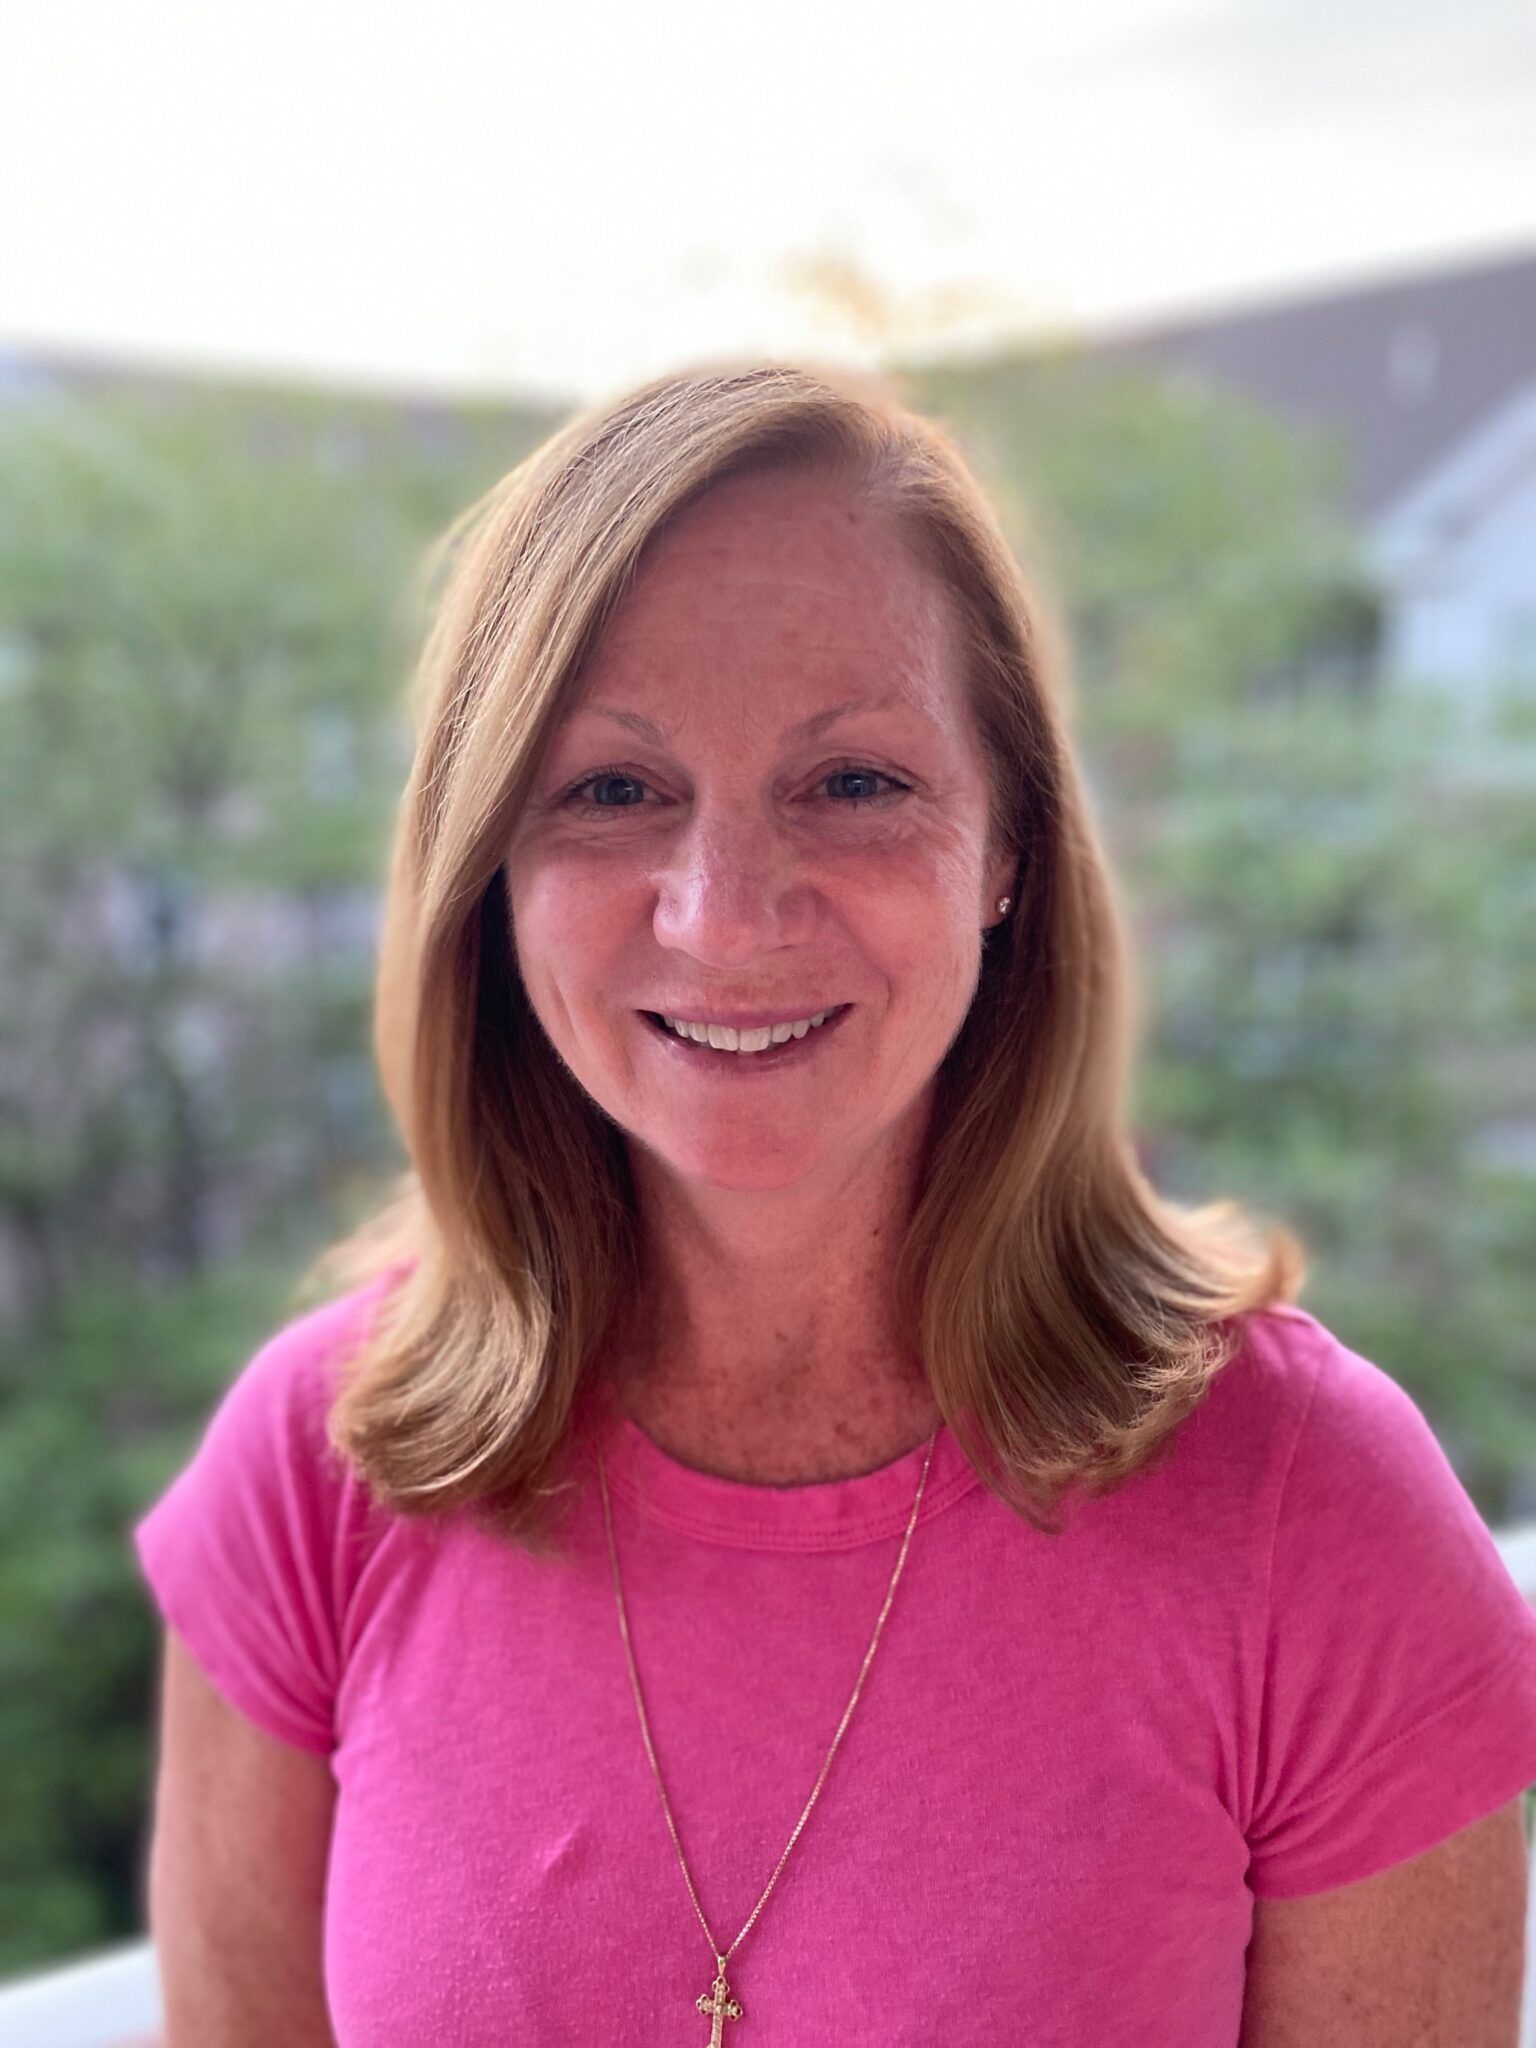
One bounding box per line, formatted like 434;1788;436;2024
298;354;1305;1558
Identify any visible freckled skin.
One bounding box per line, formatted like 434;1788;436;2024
503;469;1016;1484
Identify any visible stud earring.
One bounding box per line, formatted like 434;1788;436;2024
996;896;1011;916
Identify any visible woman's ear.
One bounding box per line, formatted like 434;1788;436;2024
985;845;1020;926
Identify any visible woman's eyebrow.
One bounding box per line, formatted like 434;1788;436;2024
570;693;910;747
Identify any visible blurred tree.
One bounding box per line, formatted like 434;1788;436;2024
0;383;550;1321
0;376;553;1973
0;1253;302;1967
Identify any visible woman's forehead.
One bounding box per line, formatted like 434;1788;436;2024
567;599;964;740
587;504;956;685
635;471;912;586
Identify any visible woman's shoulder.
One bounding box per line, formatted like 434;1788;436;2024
1159;1300;1455;1539
1226;1305;1536;1896
1181;1300;1508;1592
131;1265;411;1753
1193;1300;1396;1454
157;1266;408;1533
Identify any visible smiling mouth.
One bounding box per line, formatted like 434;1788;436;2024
639;1005;854;1059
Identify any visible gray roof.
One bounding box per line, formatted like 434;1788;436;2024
1086;241;1536;519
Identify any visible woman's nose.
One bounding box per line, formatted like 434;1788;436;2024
650;807;810;961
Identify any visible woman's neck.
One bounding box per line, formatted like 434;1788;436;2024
606;1116;940;1484
606;1354;942;1487
601;1263;941;1487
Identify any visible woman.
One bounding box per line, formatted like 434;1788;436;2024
133;359;1536;2045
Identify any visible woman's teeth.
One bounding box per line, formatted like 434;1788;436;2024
658;1010;836;1054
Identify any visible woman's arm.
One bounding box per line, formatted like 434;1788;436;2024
1240;1798;1530;2045
145;1627;338;2047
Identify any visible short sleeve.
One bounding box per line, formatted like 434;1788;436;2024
131;1277;394;1756
1245;1324;1536;1898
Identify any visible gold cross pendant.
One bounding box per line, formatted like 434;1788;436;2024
695;1960;744;2044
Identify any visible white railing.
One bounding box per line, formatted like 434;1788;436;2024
5;1522;1536;2048
0;1939;159;2048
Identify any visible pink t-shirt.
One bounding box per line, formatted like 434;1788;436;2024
131;1278;1536;2046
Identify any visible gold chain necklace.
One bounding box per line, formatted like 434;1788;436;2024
596;1420;941;2042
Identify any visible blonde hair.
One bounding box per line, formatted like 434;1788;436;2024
297;354;1305;1558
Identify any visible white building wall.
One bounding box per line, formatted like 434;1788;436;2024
1380;470;1536;720
1371;387;1536;764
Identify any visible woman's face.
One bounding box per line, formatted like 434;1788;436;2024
504;467;1016;1194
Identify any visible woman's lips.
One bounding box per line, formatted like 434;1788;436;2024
639;1003;854;1069
641;1004;850;1031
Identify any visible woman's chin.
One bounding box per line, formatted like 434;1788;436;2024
654;1148;831;1195
624;1120;841;1194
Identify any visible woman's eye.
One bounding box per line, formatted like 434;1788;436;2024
822;767;908;808
561;770;649;812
